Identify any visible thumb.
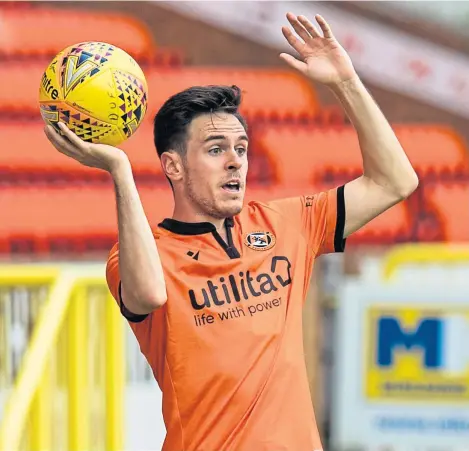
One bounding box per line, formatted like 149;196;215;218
279;53;307;73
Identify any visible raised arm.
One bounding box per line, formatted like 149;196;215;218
280;12;418;238
44;123;167;314
329;76;418;237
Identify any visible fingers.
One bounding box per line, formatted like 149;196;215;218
297;15;321;38
279;53;308;74
316;14;334;39
286;12;313;43
281;25;306;55
284;12;334;40
57;122;86;148
44;124;69;151
44;123;81;158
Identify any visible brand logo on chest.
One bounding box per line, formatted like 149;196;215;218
188;255;292;311
244;231;276;251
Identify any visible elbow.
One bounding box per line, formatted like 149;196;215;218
396;171;419;200
121;279;167;313
148;289;167;309
135;285;167;310
144;275;168;309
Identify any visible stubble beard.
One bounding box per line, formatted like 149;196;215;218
185;175;243;220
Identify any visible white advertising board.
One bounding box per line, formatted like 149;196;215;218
331;249;469;451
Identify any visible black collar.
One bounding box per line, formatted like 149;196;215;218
159;217;234;236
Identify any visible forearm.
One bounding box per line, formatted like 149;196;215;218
111;159;167;311
330;76;418;196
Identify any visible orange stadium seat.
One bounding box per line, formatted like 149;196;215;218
396;126;469;177
0;185;173;253
0;7;155;58
0;185;172;236
0;121;163;180
0;121;273;183
256;124;469;186
255;125;361;186
425;183;469;242
0;62;318;120
145;67;319;120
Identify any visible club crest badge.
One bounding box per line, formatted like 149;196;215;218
244;231;276;251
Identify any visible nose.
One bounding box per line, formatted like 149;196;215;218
225;148;244;171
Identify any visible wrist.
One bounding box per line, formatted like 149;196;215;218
109;155;133;182
328;74;362;96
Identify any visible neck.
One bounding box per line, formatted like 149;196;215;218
172;203;226;232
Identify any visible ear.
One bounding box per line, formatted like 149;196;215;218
160;151;184;182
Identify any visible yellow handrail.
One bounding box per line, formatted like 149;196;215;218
0;270;76;451
0;265;124;451
68;284;90;451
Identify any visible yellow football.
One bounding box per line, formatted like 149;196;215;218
39;41;148;146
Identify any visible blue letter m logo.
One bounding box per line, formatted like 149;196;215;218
377;317;442;368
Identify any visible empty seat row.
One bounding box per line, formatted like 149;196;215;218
0;7;155;58
0;63;320;120
255;124;469;182
1;121;162;179
0;121;268;183
1;121;467;181
0;183;467;253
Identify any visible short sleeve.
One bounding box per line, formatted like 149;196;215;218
105;244;150;323
268;185;346;256
106;244;166;381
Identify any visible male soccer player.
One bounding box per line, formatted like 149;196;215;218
45;13;418;451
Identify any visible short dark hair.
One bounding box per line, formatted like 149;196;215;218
153;85;248;158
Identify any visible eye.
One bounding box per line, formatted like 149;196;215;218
236;147;247;156
209;147;223;155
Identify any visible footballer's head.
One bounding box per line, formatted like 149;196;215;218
153;85;248;221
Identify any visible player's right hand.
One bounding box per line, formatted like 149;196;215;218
44;122;129;174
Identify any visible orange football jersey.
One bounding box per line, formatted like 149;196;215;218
106;186;345;451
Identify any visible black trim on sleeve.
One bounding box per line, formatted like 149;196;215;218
334;185;347;253
118;281;149;323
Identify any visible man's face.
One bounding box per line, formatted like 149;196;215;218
181;112;249;219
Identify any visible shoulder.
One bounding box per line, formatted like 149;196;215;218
241;196;306;223
243;198;293;217
236;198;304;236
106;226;170;259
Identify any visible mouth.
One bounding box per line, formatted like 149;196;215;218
221;180;242;193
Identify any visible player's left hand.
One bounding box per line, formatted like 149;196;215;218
280;12;357;87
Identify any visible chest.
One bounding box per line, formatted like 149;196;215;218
160;240;307;339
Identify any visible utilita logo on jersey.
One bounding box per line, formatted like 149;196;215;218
189;256;292;327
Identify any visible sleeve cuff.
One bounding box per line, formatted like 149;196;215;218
118;281;149;323
334;185;347;253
